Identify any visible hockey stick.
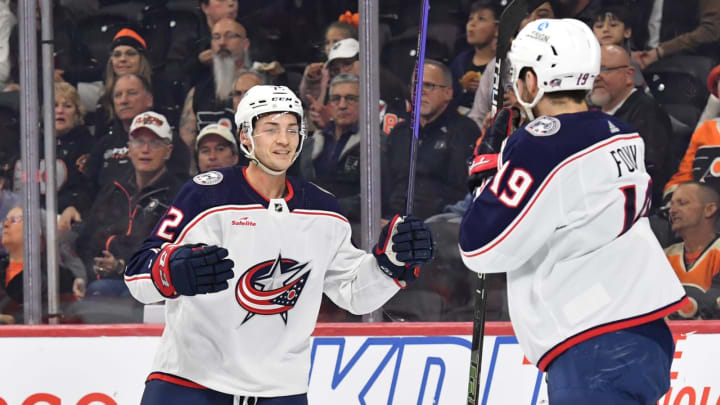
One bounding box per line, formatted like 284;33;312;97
405;0;430;216
467;1;545;404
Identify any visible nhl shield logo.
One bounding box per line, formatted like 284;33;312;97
193;170;223;186
236;254;311;324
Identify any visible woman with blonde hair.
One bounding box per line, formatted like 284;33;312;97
37;82;94;232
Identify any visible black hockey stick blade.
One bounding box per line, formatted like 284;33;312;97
467;272;488;405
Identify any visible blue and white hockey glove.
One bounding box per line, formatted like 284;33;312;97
467;107;519;193
151;243;234;298
373;215;434;286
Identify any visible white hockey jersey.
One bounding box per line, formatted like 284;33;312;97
459;111;688;371
125;166;400;396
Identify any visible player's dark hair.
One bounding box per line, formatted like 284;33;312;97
469;0;501;20
545;90;588;104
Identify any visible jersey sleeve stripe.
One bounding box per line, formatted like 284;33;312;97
536;295;689;371
291;209;349;223
125;274;151;282
461;134;641;258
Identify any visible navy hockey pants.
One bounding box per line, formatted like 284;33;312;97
140;379;308;405
545;318;674;405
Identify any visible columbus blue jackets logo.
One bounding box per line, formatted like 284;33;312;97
236;254;311;324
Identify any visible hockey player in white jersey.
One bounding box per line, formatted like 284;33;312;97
124;85;434;405
459;19;688;405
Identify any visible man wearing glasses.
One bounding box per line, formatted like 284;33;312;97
77;112;186;297
590;44;673;208
383;60;480;220
297;73;363;222
180;18;250;174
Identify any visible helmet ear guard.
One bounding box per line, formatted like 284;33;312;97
234;86;307;176
507;19;601;119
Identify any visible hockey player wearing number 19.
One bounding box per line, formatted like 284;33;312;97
124;85;434;405
459;19;689;405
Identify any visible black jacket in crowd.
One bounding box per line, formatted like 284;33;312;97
0;253;75;324
46;125;95;214
76;169;185;280
297;124;362;221
613;89;674;207
383;104;480;220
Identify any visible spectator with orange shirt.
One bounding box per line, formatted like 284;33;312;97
664;65;720;200
0;206;78;324
666;182;720;319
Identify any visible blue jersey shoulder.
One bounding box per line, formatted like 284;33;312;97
459;111;639;253
286;175;346;218
505;110;638;176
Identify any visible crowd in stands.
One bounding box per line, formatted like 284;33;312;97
1;0;719;323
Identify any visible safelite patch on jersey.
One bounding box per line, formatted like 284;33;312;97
526;116;561;136
193;171;223;185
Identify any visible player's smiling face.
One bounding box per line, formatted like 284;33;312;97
245;112;300;171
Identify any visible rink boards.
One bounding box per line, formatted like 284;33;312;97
0;322;718;405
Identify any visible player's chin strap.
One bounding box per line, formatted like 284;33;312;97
512;82;544;122
248;156;287;176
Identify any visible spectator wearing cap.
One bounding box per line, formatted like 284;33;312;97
297;73;362;221
589;44;672;208
449;0;499;113
196;123;240;173
665;182;720;320
84;73;190;195
298;20;357;105
77;28;185;129
383;60;479;220
305;38;409;135
76;111;185;297
179;18;250;173
305;38;360;130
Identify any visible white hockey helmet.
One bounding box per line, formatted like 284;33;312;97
234;85;306;175
507;18;601;116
